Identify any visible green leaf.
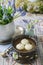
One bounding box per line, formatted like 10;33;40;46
0;6;3;20
39;4;43;13
27;20;39;31
0;0;3;2
13;52;18;60
7;6;13;14
23;3;27;11
4;8;8;14
0;5;2;10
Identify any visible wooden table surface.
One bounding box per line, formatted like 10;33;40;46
0;56;41;65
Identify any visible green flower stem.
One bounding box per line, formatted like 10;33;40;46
13;12;22;20
27;20;39;31
14;14;20;19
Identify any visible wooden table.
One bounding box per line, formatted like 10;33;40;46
0;56;41;65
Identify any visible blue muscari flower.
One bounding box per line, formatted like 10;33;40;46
8;1;11;6
23;19;29;24
21;11;26;16
31;25;34;29
16;7;23;12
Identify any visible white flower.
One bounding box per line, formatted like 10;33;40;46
33;6;39;12
20;2;24;7
27;5;32;11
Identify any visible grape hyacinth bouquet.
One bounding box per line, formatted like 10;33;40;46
0;5;14;25
0;4;21;43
